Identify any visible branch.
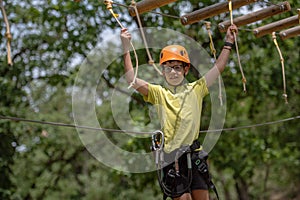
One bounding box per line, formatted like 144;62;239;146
101;74;146;105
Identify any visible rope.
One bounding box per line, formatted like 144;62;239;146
228;0;247;92
0;0;13;66
204;21;223;106
0;115;150;135
104;0;139;88
130;0;162;76
272;32;288;104
201;115;300;133
0;114;299;134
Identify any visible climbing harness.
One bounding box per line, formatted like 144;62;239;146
152;131;219;200
272;32;288;104
204;21;223;106
228;0;247;92
191;148;219;200
152;130;192;199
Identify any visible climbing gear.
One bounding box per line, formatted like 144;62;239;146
159;45;191;66
160;147;192;200
191;149;220;200
152;131;192;199
152;134;219;200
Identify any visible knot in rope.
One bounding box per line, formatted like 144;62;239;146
130;0;136;6
148;59;154;65
104;0;113;10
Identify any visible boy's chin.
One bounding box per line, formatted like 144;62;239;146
167;79;183;86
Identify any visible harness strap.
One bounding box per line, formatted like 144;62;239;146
192;148;219;200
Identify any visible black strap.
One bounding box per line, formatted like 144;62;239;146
207;176;220;200
190;140;201;151
191;147;219;200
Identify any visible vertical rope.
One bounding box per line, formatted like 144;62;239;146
228;0;247;92
130;0;162;76
205;22;223;106
272;32;288;104
0;0;13;66
104;0;139;88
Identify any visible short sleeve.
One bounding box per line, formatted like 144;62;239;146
195;77;209;98
143;83;162;104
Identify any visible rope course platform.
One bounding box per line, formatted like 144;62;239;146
254;9;300;37
103;0;300;39
218;1;291;32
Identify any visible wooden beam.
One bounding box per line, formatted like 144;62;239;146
128;0;177;17
253;14;299;38
279;26;300;39
218;1;291;32
180;0;257;26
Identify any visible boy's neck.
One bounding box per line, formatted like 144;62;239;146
164;80;186;93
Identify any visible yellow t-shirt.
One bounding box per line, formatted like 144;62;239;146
143;77;209;153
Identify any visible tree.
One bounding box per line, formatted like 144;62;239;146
0;0;299;199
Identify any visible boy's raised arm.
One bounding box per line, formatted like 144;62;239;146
120;28;149;96
205;24;238;87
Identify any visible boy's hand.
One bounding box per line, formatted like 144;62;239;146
120;28;131;52
225;24;238;44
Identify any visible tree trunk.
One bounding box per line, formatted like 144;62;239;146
235;177;249;200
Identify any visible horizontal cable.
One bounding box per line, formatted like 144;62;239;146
201;115;300;133
0;115;299;135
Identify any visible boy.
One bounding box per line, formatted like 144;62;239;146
120;24;238;200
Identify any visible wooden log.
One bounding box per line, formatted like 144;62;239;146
218;1;291;32
128;0;177;17
253;14;299;38
180;0;257;26
279;26;300;40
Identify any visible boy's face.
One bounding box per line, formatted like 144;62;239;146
162;60;188;86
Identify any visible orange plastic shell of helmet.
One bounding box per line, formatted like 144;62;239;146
159;45;190;65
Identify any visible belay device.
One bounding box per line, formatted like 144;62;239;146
151;131;219;200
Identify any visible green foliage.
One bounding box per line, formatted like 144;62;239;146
0;0;299;199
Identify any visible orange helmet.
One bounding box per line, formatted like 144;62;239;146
159;45;190;65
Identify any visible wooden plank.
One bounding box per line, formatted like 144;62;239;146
128;0;178;17
279;26;300;39
180;0;257;25
253;14;299;38
218;1;291;32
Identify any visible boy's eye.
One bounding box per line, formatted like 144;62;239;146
173;66;182;71
164;65;183;73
